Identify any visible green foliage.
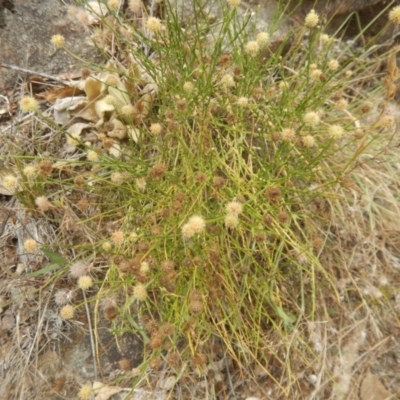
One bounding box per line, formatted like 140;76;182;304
7;0;399;395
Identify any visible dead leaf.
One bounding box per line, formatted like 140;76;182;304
66;122;94;151
52;377;65;393
37;86;85;103
69;101;99;123
94;98;115;121
127;63;142;82
127;126;140;143
108;142;122;158
54;96;87;111
360;372;392;400
140;82;158;96
107;119;127;140
53;96;88;125
93;381;123;400
108;84;131;112
67;122;93;136
387;51;398;81
85;77;103;103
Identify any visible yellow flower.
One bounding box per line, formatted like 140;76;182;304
304;111;320;127
51;34;65;48
225;214;239;229
320;34;330;44
111;230;124;244
2;175;20;193
23;165;38;179
20;97;38;113
379;115;395;128
328;124;344;139
302;135;315;148
60;304;75;319
311;69;323;80
304;9;319;28
220;74;235;89
389;6;400;24
150;123;162;135
108;0;120;9
140;261;150;274
256;32;269;47
227;0;241;7
146;17;162;33
78;276;93;290
78;385;92;400
327;59;339;71
102;241;112;251
237;97;249;106
335;98;348;110
281;128;295;141
225;201;243;216
245;41;260;57
121;104;135;116
133;283;147;301
87;150;100;162
24;239;37;252
135;178;146;191
181;215;206;239
183;82;194;93
35;196;53;212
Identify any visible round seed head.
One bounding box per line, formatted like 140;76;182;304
304;9;319;28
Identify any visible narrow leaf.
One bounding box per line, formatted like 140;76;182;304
40;248;67;266
26;263;61;277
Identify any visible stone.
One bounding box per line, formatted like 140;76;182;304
288;0;400;44
0;0;101;88
287;0;384;17
0;0;16;28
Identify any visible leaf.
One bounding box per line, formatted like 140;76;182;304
108;142;122;158
53;96;88;125
128;63;142;81
25;263;62;277
126;314;149;343
108;84;131;112
67;122;93;137
107;119;127;140
274;305;296;325
40;248;67;266
37;86;85;104
93;382;123;400
127;126;141;143
94;98;115;120
360;372;392;400
85;77;103;103
53;96;87;111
